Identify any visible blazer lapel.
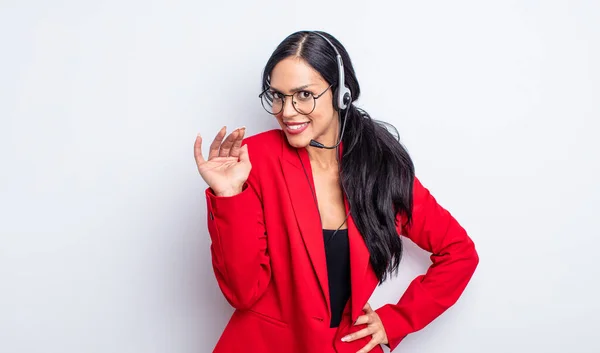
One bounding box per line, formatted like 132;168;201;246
278;134;378;322
344;196;378;321
279;140;331;317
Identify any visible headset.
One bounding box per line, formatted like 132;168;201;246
309;31;352;150
302;31;353;237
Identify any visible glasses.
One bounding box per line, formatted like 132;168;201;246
259;84;332;115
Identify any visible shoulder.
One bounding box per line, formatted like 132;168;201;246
242;128;284;161
240;128;286;174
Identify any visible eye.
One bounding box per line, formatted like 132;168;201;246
296;91;313;101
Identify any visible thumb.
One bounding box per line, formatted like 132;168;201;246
239;144;250;163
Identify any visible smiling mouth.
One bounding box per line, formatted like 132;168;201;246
285;122;309;130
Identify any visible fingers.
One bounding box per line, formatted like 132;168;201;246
219;129;242;158
356;337;380;353
194;133;205;166
341;327;372;342
205;126;247;161
208;126;227;160
238;144;250;164
354;314;371;326
229;127;246;158
340;303;387;351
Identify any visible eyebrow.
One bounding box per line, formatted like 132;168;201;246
269;84;315;94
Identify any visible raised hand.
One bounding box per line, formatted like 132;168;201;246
194;126;250;197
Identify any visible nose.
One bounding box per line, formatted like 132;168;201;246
281;96;297;118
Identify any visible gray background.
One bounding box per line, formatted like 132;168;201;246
1;0;599;352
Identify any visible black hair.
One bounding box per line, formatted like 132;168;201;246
262;30;415;283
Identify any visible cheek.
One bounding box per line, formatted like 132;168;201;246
274;113;285;125
309;109;336;129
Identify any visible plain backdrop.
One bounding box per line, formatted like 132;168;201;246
1;1;599;352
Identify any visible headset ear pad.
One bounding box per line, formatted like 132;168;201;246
334;85;352;110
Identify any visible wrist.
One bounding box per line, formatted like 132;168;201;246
215;185;244;197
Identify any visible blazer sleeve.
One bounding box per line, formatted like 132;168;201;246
375;176;479;351
205;167;270;310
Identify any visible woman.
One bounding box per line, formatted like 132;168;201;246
194;30;479;353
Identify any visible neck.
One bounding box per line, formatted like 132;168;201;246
307;116;341;169
307;145;339;169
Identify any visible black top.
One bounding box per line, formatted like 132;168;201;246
323;228;351;328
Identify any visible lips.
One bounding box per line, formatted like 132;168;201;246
284;121;310;135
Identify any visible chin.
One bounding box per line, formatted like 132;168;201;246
284;133;311;148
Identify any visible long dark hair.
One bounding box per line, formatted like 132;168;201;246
262;31;415;283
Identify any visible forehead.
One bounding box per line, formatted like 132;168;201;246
269;57;326;90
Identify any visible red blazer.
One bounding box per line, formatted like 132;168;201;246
205;129;479;352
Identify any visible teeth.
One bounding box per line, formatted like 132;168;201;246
287;122;308;130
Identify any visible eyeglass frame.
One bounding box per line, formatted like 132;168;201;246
258;84;333;115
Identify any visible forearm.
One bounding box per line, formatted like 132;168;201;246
206;181;271;309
